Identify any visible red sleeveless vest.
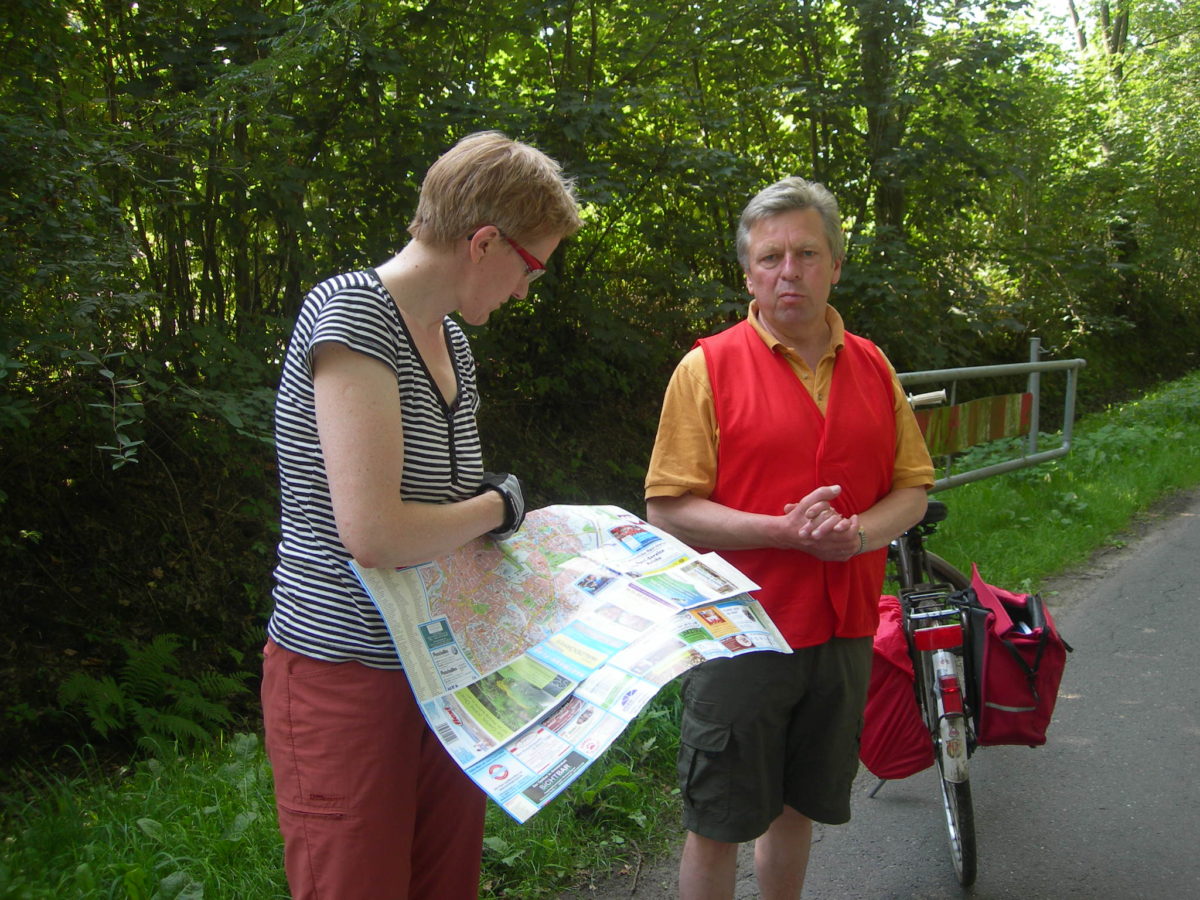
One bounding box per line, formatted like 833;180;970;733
697;320;896;647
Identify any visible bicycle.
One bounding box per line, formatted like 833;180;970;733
870;390;978;884
883;498;976;886
868;353;1083;888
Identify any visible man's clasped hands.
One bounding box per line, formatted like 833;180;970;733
783;484;862;562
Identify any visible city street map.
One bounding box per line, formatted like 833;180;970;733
353;504;789;823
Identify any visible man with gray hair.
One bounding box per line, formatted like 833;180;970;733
644;177;934;898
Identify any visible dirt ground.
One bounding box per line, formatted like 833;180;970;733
557;818;830;898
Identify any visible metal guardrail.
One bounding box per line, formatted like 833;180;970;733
898;339;1087;493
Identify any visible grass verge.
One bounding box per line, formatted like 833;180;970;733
927;370;1200;590
0;733;283;899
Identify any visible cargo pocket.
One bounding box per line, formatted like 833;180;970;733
677;711;733;821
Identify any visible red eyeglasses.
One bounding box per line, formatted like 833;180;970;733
501;232;546;283
471;226;547;283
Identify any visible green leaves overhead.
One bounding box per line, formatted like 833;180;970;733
1;0;1197;462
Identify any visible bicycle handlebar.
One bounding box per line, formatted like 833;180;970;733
907;389;948;409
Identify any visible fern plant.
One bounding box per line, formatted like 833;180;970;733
58;634;250;750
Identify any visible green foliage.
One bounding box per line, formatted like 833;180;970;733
927;371;1200;590
7;0;1195;472
57;634;251;752
0;708;682;900
479;686;683;898
0;352;30;432
1;1;1198;891
0;733;285;899
0;391;277;774
69;349;147;469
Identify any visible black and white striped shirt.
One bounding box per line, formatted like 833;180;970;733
268;270;484;667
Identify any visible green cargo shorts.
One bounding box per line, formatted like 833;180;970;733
676;637;873;843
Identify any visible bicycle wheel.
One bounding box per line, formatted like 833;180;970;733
914;648;978;886
937;761;977;886
910;576;977;887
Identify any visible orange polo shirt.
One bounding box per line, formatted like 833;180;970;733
645;303;934;502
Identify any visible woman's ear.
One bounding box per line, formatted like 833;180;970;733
466;224;501;263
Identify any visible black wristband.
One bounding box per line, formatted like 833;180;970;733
476;472;525;540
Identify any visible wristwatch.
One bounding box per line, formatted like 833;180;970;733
856;527;867;555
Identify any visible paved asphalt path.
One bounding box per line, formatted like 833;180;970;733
566;489;1200;899
802;489;1200;899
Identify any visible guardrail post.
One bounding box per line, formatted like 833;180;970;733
1028;338;1042;455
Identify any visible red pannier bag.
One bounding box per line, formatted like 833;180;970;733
860;595;934;779
965;564;1071;747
